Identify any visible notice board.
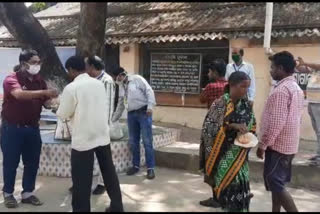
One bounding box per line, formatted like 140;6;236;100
150;53;202;94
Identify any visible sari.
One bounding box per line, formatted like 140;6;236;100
199;93;256;212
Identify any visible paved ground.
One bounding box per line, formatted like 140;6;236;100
0;167;319;212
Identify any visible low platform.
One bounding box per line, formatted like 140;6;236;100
38;124;180;177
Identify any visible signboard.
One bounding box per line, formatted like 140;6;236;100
150;53;202;94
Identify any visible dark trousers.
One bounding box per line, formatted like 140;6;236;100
71;144;123;212
0;121;42;194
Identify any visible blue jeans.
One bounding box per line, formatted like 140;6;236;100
0;121;42;194
127;109;155;169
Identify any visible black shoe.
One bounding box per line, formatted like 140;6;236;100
105;206;124;212
21;195;43;206
4;195;18;208
199;197;221;208
126;167;139;176
69;186;73;194
309;155;320;161
249;193;254;199
146;169;155;180
92;185;106;195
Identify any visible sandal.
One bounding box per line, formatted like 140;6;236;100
21;195;43;206
4;195;18;208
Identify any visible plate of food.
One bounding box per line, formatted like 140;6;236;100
234;132;258;148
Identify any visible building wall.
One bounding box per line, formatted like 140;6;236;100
119;43;140;74
119;40;319;141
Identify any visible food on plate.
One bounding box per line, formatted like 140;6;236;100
237;134;250;144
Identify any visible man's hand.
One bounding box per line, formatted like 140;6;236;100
256;147;265;160
297;57;305;67
146;109;153;116
229;123;248;135
44;89;59;98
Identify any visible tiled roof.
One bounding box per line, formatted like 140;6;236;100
0;2;319;46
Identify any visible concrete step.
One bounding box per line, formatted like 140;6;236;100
155;142;320;191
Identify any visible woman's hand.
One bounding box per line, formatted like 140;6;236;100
228;123;248;134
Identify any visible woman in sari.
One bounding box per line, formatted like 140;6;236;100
199;71;256;212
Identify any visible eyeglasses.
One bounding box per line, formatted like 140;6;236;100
28;60;42;65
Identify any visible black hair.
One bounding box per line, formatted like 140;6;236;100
65;55;86;72
87;55;105;70
112;67;126;76
239;49;244;56
268;51;296;74
208;58;226;77
19;49;38;63
224;71;250;93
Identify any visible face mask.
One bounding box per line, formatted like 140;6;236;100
27;64;41;75
232;54;241;64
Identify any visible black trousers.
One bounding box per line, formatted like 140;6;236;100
71;145;123;212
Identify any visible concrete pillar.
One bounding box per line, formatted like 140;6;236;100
119;43;140;74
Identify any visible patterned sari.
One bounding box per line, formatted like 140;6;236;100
199;93;256;212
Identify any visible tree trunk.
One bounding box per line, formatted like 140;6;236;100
0;3;69;91
76;3;107;58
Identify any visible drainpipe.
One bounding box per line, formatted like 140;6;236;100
264;2;274;55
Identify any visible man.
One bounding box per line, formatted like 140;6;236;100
225;48;256;105
200;59;228;109
296;57;320;166
85;55;115;195
56;56;123;212
257;51;304;212
112;67;156;179
1;49;58;208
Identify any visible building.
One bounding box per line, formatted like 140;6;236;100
0;2;319;141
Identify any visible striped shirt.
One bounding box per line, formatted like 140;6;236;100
112;74;156;122
259;76;304;155
98;71;115;125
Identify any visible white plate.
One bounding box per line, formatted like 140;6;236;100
234;132;258;148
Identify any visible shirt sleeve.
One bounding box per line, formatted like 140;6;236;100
259;91;289;150
3;75;21;94
138;77;156;110
225;64;233;80
247;64;256;101
199;85;209;103
56;87;76;120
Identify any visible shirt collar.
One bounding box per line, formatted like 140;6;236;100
19;70;42;82
274;76;295;88
96;71;104;80
74;73;90;81
233;61;247;67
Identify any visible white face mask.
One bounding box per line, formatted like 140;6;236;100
27;64;41;75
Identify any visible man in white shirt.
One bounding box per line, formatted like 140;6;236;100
297;57;320;165
56;56;123;212
85;55;115;195
112;67;156;179
225;48;256;105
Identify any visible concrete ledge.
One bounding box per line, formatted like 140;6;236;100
155;143;320;191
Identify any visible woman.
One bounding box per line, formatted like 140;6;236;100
199;71;256;212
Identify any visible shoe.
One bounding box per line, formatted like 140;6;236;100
199;197;221;208
309;161;320;166
21;195;43;206
146;169;155;180
92;185;106;195
126;167;139;176
4;195;18;208
249;192;254;199
309;155;320;161
69;186;73;194
105;206;124;212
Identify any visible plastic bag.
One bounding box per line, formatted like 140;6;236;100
54;118;72;141
110;121;124;140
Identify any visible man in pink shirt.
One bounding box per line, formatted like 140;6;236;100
257;51;304;212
